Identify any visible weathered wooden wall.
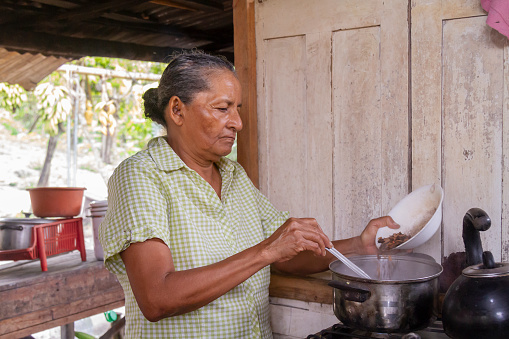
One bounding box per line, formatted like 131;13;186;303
247;0;509;337
411;0;509;262
256;0;409;248
255;0;509;265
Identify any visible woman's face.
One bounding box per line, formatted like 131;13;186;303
178;70;243;162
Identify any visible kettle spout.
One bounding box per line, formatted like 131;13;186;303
463;208;491;267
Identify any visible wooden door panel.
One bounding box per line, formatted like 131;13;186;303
442;17;506;259
332;27;383;240
412;0;509;262
261;36;308;215
256;0;409;239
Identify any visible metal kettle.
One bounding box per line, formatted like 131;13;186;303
441;208;509;339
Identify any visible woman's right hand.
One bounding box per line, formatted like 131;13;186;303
260;217;333;263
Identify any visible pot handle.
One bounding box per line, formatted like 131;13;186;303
0;225;24;231
328;280;371;302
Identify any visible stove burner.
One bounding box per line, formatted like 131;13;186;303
307;321;447;339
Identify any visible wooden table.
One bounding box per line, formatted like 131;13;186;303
0;250;124;339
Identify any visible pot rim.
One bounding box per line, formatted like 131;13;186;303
329;254;443;283
0;218;54;225
26;187;87;191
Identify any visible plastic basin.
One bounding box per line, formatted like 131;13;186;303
27;187;86;218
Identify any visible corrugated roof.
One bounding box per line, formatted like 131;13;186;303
0;0;233;90
0;48;70;90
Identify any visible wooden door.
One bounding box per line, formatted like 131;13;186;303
255;0;409;241
411;0;509;262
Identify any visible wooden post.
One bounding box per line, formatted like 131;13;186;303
233;0;259;187
60;323;74;339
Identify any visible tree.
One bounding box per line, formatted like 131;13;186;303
1;57;163;187
33;82;72;186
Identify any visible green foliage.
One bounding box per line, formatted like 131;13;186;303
74;331;96;339
1;122;18;135
0;57;174;175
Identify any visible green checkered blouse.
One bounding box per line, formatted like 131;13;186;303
99;136;289;339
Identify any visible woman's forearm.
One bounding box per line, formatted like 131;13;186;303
122;239;273;321
123;217;335;321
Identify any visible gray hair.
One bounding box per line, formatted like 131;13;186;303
143;51;237;126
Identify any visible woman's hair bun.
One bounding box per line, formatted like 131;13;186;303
143;87;166;126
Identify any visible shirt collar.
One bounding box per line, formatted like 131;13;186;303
148;136;186;172
147;136;237;174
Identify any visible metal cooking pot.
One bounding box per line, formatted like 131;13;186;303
0;218;52;250
329;254;443;333
442;208;509;339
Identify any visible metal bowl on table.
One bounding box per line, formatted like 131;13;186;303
0;218;53;250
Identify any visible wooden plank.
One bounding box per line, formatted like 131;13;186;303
0;267;121;319
504;39;509;263
332;27;383;240
233;0;259;187
0;290;124;332
410;0;444;261
0;301;125;339
269;272;332;305
255;0;382;39
16;0;151;25
441;0;486;19
304;32;333;233
0;251;124;338
262;35;307;213
442;16;505;260
0;28;186;62
378;0;409;214
150;0;224;12
0;252;107;292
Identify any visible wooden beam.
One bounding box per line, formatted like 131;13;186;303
0;29;187;62
18;0;152;27
57;64;161;81
233;0;259;187
150;0;225;12
269;272;333;304
84;16;232;43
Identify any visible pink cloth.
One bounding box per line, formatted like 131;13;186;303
481;0;509;39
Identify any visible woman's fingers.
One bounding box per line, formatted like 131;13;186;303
367;215;399;230
295;218;333;254
359;216;400;254
266;217;332;262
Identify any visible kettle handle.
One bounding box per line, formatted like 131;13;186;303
482;251;496;269
463;208;491;266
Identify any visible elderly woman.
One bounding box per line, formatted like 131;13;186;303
99;52;398;338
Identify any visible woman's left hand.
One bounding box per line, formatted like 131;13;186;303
357;216;399;255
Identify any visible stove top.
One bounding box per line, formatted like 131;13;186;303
307;321;449;339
